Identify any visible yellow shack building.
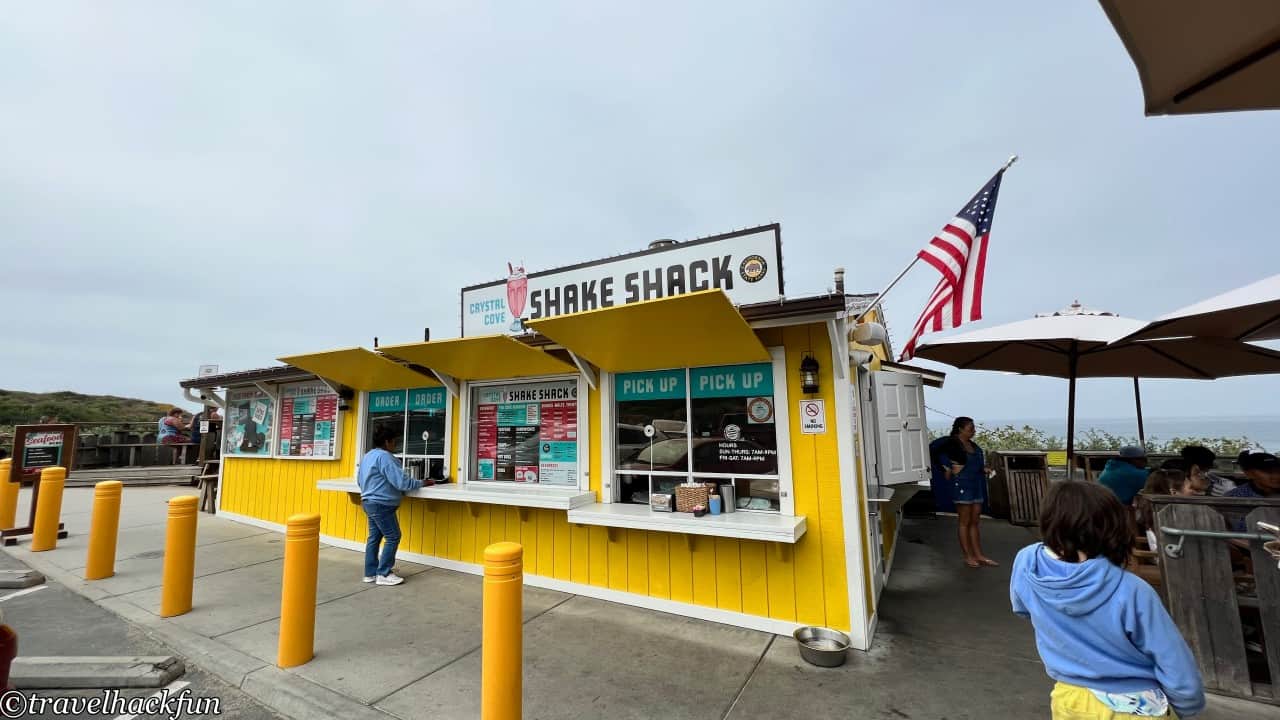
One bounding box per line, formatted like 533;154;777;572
181;224;939;650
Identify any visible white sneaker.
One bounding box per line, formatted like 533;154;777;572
376;572;404;586
362;576;375;583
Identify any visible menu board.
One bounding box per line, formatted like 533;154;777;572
23;430;64;469
225;387;275;456
278;381;341;459
10;424;77;481
473;380;578;486
475;404;498;480
538;401;578;485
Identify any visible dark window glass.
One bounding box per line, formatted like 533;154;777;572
366;413;402;454
689;396;778;475
615;399;687;467
403;410;446;456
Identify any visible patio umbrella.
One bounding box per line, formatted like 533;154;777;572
1120;273;1280;343
913;301;1280;473
1099;0;1280;115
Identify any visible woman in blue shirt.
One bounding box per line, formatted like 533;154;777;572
942;417;996;568
357;424;428;586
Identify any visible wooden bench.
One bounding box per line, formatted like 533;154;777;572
197;460;220;513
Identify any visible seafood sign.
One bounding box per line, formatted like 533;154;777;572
460;225;782;336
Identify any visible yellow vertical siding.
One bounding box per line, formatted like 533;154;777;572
221;321;862;631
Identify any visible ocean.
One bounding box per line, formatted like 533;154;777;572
927;415;1280;452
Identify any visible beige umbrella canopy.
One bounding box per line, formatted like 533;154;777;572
1100;0;1280;115
1121;273;1280;343
914;302;1280;470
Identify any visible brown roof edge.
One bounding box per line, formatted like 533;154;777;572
877;360;946;388
179;365;315;389
739;293;848;321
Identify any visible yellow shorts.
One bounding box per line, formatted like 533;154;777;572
1051;682;1177;719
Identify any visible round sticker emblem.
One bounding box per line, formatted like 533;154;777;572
739;255;768;283
747;397;774;424
724;424;742;441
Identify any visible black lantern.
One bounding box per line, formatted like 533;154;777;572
799;353;820;394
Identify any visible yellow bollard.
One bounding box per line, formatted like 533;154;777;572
277;513;321;668
30;467;67;552
481;542;523;720
0;459;16;530
159;495;199;617
84;481;124;580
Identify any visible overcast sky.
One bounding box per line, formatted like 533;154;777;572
4;2;1278;426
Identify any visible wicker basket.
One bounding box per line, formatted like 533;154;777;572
674;483;714;513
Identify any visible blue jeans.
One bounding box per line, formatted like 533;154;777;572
362;502;401;577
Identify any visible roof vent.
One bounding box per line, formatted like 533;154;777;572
649;239;678;249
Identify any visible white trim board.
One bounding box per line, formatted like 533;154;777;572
834;319;872;652
215;510;821;639
316;479;596;511
566;503;805;544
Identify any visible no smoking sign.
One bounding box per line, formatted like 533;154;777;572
799;400;826;434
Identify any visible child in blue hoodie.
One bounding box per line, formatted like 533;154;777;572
1011;481;1205;718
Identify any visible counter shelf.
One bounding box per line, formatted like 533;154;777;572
566;503;806;543
316;479;596;511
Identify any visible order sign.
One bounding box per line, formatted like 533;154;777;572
799;400;826;434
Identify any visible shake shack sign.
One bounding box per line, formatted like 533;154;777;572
461;224;783;336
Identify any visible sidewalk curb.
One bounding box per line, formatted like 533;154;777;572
5;546;396;720
12;655;184;689
0;569;46;588
243;667;395;720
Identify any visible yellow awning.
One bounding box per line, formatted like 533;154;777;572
527;289;769;373
277;347;438;391
379;335;576;381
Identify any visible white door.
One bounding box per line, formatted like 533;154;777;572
871;371;928;486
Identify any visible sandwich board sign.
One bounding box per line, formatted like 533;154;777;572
3;424;76;545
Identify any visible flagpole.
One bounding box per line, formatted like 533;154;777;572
853;155;1018;324
854;257;921;322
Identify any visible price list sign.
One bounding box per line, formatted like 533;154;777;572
278;381;341;459
472;380;578;485
475;404;499;480
538;401;578;485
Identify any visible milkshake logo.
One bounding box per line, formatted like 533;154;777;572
506;262;528;332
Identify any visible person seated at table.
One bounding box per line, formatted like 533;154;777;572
1227;452;1280;499
1134;469;1173;546
1179;445;1235;496
158;408;191;445
1098;445;1149;505
189;406;222;446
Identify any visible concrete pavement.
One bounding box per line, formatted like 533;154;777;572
0;550;280;719
4;485;1272;719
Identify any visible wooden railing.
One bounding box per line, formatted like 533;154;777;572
1150;495;1280;704
2;422;207;470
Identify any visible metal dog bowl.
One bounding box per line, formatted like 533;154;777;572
793;626;850;667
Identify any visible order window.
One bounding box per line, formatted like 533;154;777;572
365;388;448;481
467;378;579;486
615;362;780;511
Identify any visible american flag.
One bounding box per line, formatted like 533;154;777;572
899;169;1006;360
